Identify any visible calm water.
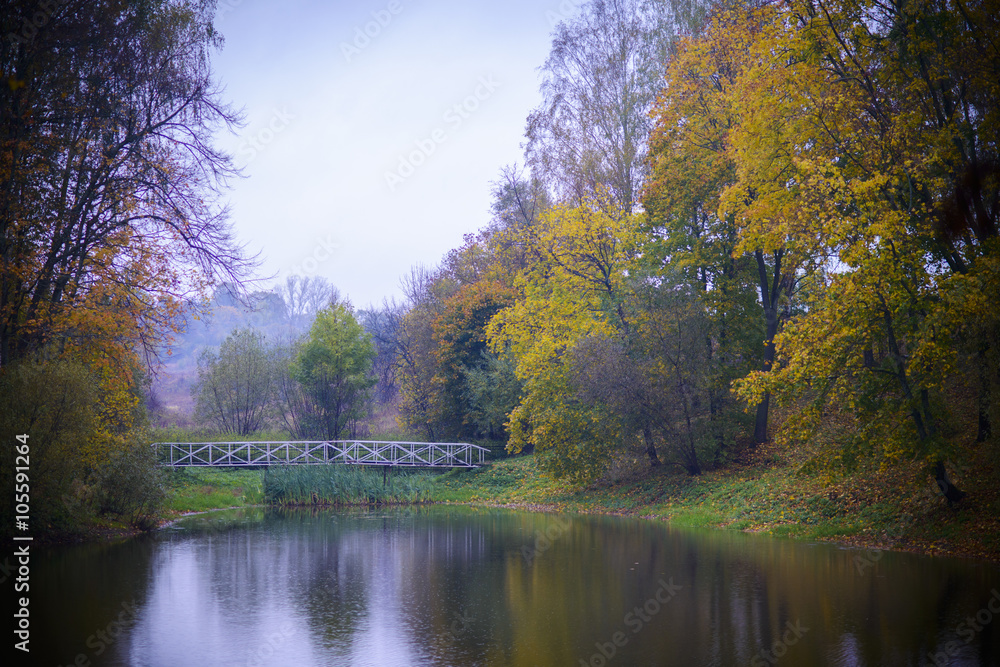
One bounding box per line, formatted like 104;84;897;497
29;506;1000;666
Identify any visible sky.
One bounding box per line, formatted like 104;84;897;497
210;0;578;308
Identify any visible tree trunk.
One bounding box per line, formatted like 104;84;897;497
753;249;784;446
976;345;992;442
753;392;771;445
643;426;660;467
934;460;966;506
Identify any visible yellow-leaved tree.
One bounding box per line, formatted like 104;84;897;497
727;0;1000;491
487;196;640;481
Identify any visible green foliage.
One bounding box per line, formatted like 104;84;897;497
432;281;519;439
193;328;276;435
96;440;166;530
0;359;99;535
264;466;432;505
293;304;377;439
464;351;522;441
0;357;166;537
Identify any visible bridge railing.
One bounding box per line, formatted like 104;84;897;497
152;440;488;468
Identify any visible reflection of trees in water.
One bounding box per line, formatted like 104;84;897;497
38;506;1000;666
34;536;159;665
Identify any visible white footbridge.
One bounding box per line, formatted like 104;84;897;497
154;440;488;468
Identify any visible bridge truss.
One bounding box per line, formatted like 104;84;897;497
153;440;488;468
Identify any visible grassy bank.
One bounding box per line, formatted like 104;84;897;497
432;443;1000;561
163;464;434;513
161;443;1000;561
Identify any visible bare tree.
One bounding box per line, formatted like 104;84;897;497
358;298;407;405
275;275;342;331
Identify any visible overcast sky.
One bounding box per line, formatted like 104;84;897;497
210;0;576;308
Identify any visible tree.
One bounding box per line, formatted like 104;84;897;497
276;275;341;331
293;303;376;440
193;329;275;435
1;0;256;368
645;1;797;447
724;0;999;489
358;298;407;405
525;0;706;214
487;196;640;480
432;280;518;439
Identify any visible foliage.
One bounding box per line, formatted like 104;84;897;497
0;356;165;536
96;439;166;530
488;197;640;481
432;281;518;439
263;465;432;505
193;328;276;435
0;0;255;368
293;303;376;440
724;0;1000;467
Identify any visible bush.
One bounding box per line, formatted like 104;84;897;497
0;358;99;537
96;439;166;530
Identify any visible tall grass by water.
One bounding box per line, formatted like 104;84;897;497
264;465;434;506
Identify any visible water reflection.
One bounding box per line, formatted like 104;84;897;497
31;506;1000;666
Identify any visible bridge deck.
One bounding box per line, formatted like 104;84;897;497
153;440;488;468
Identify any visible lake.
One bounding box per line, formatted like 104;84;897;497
31;505;1000;666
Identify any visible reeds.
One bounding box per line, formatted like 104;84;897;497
263;465;433;506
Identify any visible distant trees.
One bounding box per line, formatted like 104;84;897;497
193;329;276;435
276;275;342;331
192;300;377;440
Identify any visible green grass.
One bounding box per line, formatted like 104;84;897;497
164;467;264;512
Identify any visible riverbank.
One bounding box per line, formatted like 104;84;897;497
161;443;1000;562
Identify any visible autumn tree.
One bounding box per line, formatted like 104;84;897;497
1;0;252;536
724;0;999;492
1;0;255;367
645;1;798;447
487;196;640;480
